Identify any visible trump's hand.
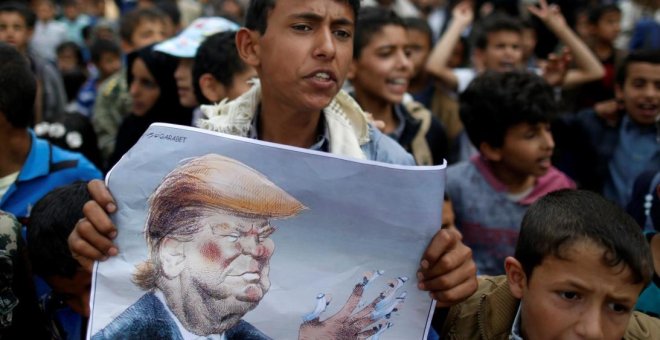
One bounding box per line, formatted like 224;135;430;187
298;271;406;340
68;179;120;272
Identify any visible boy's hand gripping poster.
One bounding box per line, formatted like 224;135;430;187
88;123;445;340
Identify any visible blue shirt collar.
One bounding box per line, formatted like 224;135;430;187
17;130;51;182
509;304;524;340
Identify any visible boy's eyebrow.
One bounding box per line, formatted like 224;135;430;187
562;280;636;305
288;12;354;27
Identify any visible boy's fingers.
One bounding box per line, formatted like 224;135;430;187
420;228;461;267
73;211;118;256
430;274;478;308
82;200;117;238
418;252;476;292
87;179;116;213
69;220;115;270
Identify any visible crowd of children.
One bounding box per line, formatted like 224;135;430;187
0;0;658;339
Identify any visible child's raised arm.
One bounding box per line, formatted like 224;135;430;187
425;1;474;91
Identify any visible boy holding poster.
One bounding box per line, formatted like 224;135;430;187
69;0;478;316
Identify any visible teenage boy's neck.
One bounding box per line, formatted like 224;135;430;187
592;39;614;59
488;161;536;194
0;125;30;177
258;99;322;149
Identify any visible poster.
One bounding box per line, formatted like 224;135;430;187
88;123;445;339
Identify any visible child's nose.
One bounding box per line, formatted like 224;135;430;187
574;309;604;340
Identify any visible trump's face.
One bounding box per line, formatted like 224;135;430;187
182;212;275;309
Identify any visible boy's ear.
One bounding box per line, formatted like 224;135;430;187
505;256;526;299
199;73;226;103
614;83;624;101
236;28;261;68
473;48;485;71
480;142;502;162
347;59;358;80
159;237;186;279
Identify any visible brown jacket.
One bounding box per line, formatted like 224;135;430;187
441;276;660;340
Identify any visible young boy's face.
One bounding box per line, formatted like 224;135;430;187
349;24;413;105
47;269;92;317
174;58;197;108
245;0;354;115
130;18;166;50
57;48;79;72
0;12;32;52
97;52;121;80
594;11;621;43
487;122;554;178
479;30;523;72
35;1;55;22
616;61;660;126
406;28;431;78
63;2;80;21
506;241;644;340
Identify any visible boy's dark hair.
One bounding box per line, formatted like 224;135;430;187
353;7;405;60
587;4;621;25
460;71;556;148
474;14;522;50
90;38;121;64
155;0;181;28
61;0;79;8
56;41;85;68
0;2;36;29
119;7;167;43
0;42;36;128
403;16;433;48
245;0;360;35
515;189;653;286
615;49;660;86
192;31;248;105
27;182;90;278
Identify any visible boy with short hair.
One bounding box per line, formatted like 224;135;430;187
426;0;604;94
92;7;168;166
440;189;660;339
70;0;479;310
27;182;92;339
556;50;660;207
348;7;448;165
0;1;67;123
75;38;122;117
446;71;575;275
574;4;624;112
192;30;256;105
0;41;101;222
30;0;67;62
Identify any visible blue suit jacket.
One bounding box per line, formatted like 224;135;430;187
92;292;271;340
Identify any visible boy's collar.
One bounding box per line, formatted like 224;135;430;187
509;304;524;340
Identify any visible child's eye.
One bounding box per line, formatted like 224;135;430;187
292;24;312;32
333;29;351;39
607;303;630;314
559;291;580;300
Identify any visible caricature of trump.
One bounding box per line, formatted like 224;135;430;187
93;154;305;339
